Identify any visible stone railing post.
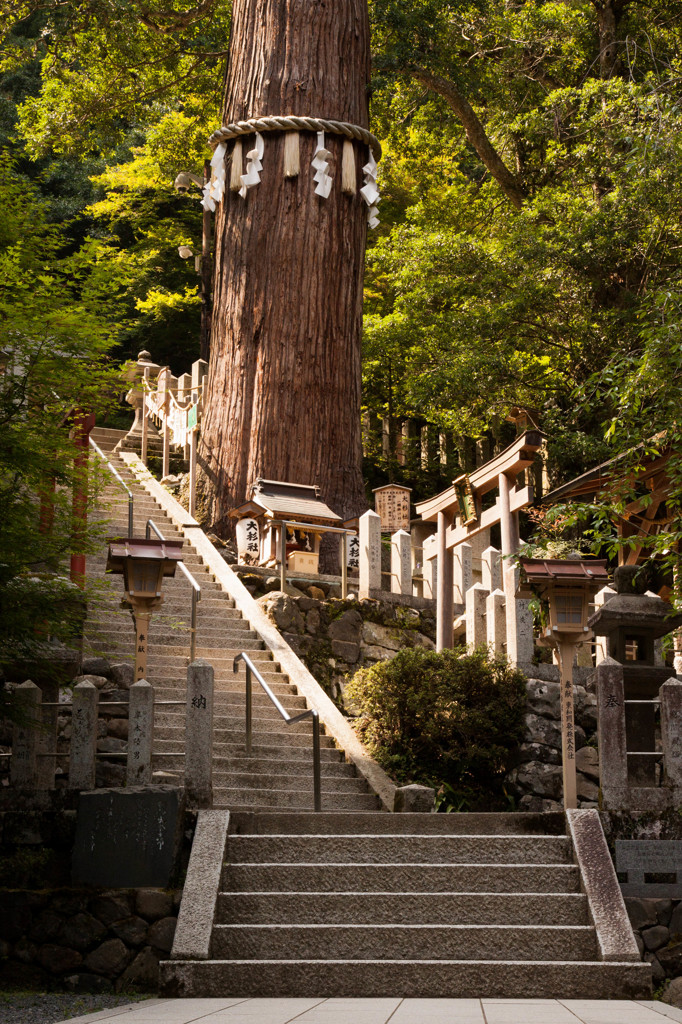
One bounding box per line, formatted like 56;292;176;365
186;659;214;808
660;677;682;791
453;542;472;606
503;563;534;666
481;545;502;593
359;509;382;599
486;588;506;656
391;529;412;596
596;657;628;810
10;681;41;788
127;679;155;786
423;555;437;601
466;582;489;649
593;585;615;665
69;680;99;790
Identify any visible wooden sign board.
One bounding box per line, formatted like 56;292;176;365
373;484;412;533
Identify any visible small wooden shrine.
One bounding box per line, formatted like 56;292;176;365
228;478;344;573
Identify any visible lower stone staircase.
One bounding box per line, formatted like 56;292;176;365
85;426;379;811
162;810;651;998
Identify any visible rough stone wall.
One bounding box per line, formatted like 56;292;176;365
255;590;436;708
0;886;179;993
623;896;682;992
504;676;600;812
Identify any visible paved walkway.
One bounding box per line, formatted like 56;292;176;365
59;998;682;1024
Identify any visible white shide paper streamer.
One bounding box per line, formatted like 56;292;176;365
311;131;333;198
201;142;227;212
360;151;380;228
239;132;264;198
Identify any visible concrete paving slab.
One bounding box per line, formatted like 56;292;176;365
55;999;682;1024
390;998;484;1023
560;1000;671;1023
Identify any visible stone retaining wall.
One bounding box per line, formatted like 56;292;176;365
0;886;180;993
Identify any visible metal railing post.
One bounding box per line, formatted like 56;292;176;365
312;711;321;812
190;587;198;664
245;662;252;757
234;651;322;810
89;437;134;538
146;519;201;662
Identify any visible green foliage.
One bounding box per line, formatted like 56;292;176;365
347;647;527;809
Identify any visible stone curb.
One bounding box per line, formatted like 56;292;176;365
567;808;642;963
171;809;229;960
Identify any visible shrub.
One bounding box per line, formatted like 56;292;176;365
346;646;527;810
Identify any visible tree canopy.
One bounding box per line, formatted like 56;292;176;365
2;0;682;564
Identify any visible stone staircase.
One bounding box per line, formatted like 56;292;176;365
161;809;651;998
85;426;380;811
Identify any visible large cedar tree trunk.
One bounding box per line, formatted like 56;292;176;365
198;0;370;533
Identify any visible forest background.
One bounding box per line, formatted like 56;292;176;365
2;0;682;570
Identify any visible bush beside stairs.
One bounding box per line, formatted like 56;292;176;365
87;427;651;1000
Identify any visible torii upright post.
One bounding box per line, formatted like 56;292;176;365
199;1;371;539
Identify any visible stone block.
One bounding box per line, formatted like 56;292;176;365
645;953;666;984
669;901;682;938
575;745;599;780
453;543;472;605
329;609;363;644
577;775;600;802
330;640;360;663
111;916;149;947
135;889;174;922
72;786;184;889
10;681;41;788
107;719;129;740
118;946;159;991
80;658;111;678
642;925;669;951
58;913;107;952
663;975;682;1005
64;972;113;994
147;916;176;953
69;681;98;790
481;545;502;593
37;943;83;974
73;674;110;690
89;895;131;927
661;678;682;789
596;658;628;810
393;784;435;813
109;663;134;689
504;564;534;665
658;941;682;977
361;621;402;651
83;937;131;978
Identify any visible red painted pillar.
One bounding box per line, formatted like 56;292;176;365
70;411;96;587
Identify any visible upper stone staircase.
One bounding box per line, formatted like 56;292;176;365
85;426;380;811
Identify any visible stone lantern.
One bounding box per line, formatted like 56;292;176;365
107;536;184;682
589;564;682;801
123;350;161;442
519;557;609;809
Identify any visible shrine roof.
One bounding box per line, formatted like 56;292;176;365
415;429;544;522
520;558;609;584
542;436;669;504
229;478;341;524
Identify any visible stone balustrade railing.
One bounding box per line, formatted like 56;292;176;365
9;662;215;807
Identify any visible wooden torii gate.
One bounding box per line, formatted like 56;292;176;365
416;428;544;651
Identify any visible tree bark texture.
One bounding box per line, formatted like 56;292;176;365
199;0;370;532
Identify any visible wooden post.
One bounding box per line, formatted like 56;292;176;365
557;641;578;810
134;609;151;683
189;425;198;519
341;533;348;599
436;510;454;651
279;524;286;593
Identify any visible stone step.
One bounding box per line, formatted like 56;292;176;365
225;835;573;865
222;863;581;894
227;812;567;836
155;743;344;763
210;923;597;962
154;690;308;712
214;790;381;811
159;959;651;999
213;758;356;778
155;731;337;751
153;674;292;692
215;891;589;926
213;773;369;794
90;626;259;646
154;717;323;741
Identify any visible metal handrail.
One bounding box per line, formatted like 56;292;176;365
234;651;321;812
146;519;201;662
89;437;134;536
